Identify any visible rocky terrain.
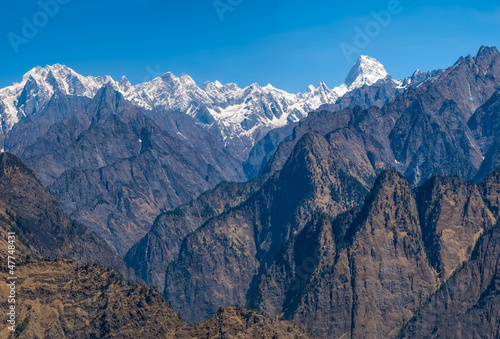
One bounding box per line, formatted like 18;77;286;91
252;170;499;338
243;61;444;179
19;85;245;256
1;46;499;338
260;46;500;185
0;260;309;339
124;47;500;338
0;154;308;338
0;55;417;257
399;222;500;338
0;152;137;280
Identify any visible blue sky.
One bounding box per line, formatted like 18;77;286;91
1;0;499;92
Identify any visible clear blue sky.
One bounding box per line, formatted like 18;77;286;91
1;0;499;92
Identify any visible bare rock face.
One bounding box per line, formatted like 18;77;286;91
253;171;436;338
416;176;496;281
163;132;368;322
125;179;263;291
346;171;436;337
0;260;309;339
480;169;500;219
250;170;500;338
3;93;91;155
469;91;500;179
0;152;137;281
399;222;500;339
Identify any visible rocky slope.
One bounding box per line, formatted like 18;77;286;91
0;53;438;259
260;46;500;185
0;55;408;257
131;161;500;337
250;170;499;338
0;260;308;339
19;85;245;256
243;58;443;179
0;152;137;281
125;178;264;291
161;131;369;322
399;221;500;339
124;46;500;338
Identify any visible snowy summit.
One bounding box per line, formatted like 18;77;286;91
344;55;394;90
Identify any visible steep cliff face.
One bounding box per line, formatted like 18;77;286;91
469;91;500;179
0;260;308;339
125;179;263;291
0;152;137;281
253;172;435;338
345;171;436;337
163;132;368;322
480;169;500;219
391;98;483;183
249;170;500;338
399;222;500;339
3;93;91;155
416;176;496;281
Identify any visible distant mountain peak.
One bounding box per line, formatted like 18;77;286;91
344;55;390;89
477;45;499;57
203;80;223;90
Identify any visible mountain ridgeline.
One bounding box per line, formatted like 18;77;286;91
0;53;429;256
0;152;138;281
124;46;500;338
1;46;500;338
0;153;309;338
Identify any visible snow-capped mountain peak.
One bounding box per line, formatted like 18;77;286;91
0;64;116;132
203;80;223;91
344;55;390;90
0;59;442;158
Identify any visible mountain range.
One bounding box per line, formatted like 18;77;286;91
124;46;500;337
0;53;438;256
0;55;437;159
2;46;500;338
0;151;311;338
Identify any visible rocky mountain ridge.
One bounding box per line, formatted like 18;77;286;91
259;46;500;185
0;55;439;159
0;153;308;338
0;152;137;280
125;46;500;338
